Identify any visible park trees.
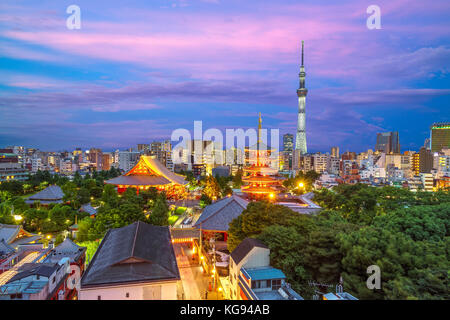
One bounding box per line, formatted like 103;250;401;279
149;194;169;226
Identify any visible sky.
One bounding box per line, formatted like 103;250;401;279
0;0;449;153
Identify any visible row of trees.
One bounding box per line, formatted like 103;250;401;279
227;184;450;300
76;185;171;242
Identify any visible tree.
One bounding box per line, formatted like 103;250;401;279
202;175;221;201
101;184;119;208
73;171;83;187
76;217;95;242
62;182;77;203
90;186;103;199
232;169;243;189
227;201;298;251
149;194;169;226
76;188;91;205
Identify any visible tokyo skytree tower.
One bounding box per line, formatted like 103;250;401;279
295;41;308;154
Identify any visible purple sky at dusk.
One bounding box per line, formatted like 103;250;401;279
0;0;449;152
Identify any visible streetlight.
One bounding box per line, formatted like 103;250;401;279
298;182;304;188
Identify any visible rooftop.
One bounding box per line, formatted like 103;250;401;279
242;267;286;281
105;156;187;186
43;238;86;264
81;221;180;288
25;185;64;205
230;238;268;265
194;195;248;232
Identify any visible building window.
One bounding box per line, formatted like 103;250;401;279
272;279;282;290
126;293;129;298
97;296;101;300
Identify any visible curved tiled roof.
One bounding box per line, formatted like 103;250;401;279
104;175;171;186
25;185;64;204
105;156;187;186
27;185;64;201
194;195;248;232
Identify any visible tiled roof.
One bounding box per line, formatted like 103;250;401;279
0;224;20;244
79;203;97;216
193;195;248;232
0;239;15;257
81;221;180;288
170;228;200;240
44;238;86;263
105;156;187;186
28;185;64;200
25;185;64;204
105;175;171;186
230;238;268;265
7;263;58;284
0;224;41;247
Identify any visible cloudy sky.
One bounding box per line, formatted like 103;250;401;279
0;0;449;152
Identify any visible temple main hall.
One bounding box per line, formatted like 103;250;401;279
105;156;187;199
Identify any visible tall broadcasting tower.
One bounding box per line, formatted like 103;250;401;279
295;41;308;154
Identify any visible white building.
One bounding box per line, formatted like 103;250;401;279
420;173;433;192
118;151;141;172
79;222;180;300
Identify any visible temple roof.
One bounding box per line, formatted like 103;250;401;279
0;240;15;257
194;195;248;232
105;156;187;186
79;203;97;216
241;186;278;194
105;175;171;186
242;176;282;183
0;224;40;247
25;185;64;204
244;165;278;175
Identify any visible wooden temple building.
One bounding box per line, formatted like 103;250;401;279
241;114;285;200
105;156;187;199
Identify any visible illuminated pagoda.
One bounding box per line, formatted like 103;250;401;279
241;114;285;200
105;156;187;199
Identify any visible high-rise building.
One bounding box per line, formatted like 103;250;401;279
418;146;433;174
88;148;103;171
137;144;150;154
102;153;112;171
118;151;141;172
281;134;294;172
331;146;340;158
375;132;400;154
283;134;294;152
430;122;450;152
295;41;308;154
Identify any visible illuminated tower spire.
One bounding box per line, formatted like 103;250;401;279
257;112;262;165
258;112;262;143
295;40;308;154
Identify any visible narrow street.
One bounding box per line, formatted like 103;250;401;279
173;243;220;300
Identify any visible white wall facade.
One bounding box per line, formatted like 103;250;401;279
79;280;178;300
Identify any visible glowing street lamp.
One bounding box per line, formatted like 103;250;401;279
298;182;304;188
13;215;23;222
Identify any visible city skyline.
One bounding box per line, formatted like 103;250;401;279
0;0;449;152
